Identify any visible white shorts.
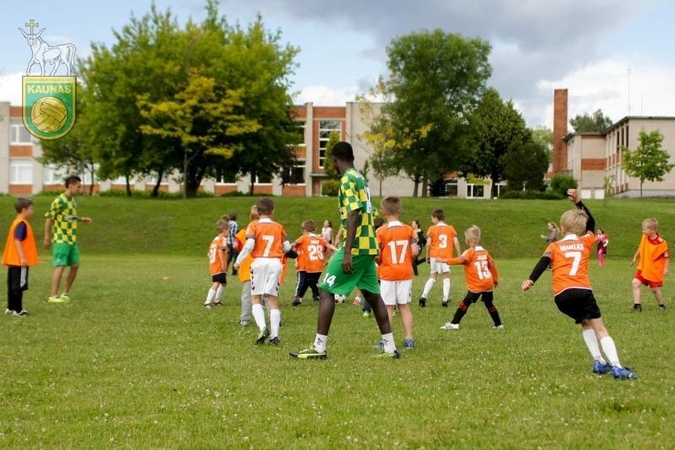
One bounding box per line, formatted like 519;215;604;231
250;258;283;297
380;279;413;306
429;258;451;275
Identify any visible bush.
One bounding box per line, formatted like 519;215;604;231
98;189;214;199
549;174;578;197
321;180;340;197
499;190;564;200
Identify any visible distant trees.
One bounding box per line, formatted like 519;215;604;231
570;109;612;133
622;130;674;198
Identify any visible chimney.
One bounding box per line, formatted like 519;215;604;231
552;89;568;174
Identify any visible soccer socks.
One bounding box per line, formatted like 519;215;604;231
582;329;604;362
269;308;281;339
214;285;224;302
380;333;396;353
313;334;328;353
451;301;469;324
205;288;217;304
442;278;450;302
600;336;621;367
252;303;267;331
422;279;435;298
487;305;502;327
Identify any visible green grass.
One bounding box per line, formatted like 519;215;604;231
1;196;674;448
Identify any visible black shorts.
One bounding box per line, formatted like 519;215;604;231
554;288;601;324
212;273;227;284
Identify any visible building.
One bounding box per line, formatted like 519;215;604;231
554;89;675;199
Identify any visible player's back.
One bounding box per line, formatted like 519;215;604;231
548;233;594;294
427;222;456;260
377;221;415;281
300;234;327;273
461;246;496;292
248;218;287;259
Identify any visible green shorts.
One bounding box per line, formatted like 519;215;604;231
52;242;80;267
319;247;380;296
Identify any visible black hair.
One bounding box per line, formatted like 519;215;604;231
331;141;354;163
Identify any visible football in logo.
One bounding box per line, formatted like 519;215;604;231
30;96;68;133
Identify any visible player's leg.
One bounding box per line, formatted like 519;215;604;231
631;272;643;311
239;280;252;326
419;259;439;306
441;265;451;307
61;244;80;299
651;285;666;309
204;279;220;308
482;291;502;328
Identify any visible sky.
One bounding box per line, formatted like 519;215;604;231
2;0;674;129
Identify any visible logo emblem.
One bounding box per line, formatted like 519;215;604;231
19;19;77;140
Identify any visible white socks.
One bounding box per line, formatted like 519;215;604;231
205;288;216;303
442;278;450;301
422;279;435;298
313;334;328;353
252;303;266;331
269;309;281;339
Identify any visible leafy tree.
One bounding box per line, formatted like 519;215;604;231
322;131;341;180
622;130;674;198
549;173;577;197
503;141;549;192
531;126;554;160
375;30;492;196
570;109;612;133
463;88;531;197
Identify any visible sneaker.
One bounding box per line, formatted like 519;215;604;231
4;308;12;315
255;327;270;345
352;296;362;307
48;295;67;303
442;300;449;308
418;297;427;307
289;345;327;360
592;360;612;375
240;321;249;327
404;338;416;349
269;337;281;346
13;310;28;317
440;322;459;330
212;301;222;306
493;324;504;330
659;304;667;311
59;293;71;302
363;311;372;318
633;303;642;312
611;366;638;380
291;298;303;306
375;350;400;359
203;303;212;309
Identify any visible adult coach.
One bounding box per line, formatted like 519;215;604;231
290;141;399;359
44;175;92;303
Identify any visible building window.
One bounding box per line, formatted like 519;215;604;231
283;160;306;185
296;121;306;147
318;120;342;168
466;184;485;199
10;159;33;184
445;180;458;197
256;173;272;184
10;121;33;144
43;166;68;184
214;169;238;185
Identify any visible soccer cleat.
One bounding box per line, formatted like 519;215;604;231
255;327;270;345
493;324;504;330
363;311;372;318
375;349;400;359
48;295;67;303
440;322;459;330
4;308;13;315
404;338;416;349
289;345;328;360
203;303;212;309
291;298;303;306
13;310;28;317
269;337;281;346
592;360;612;375
442;300;449;308
59;293;71;302
633;303;642;312
418;297;427;307
611;366;638;380
212;301;222;306
659;304;667;311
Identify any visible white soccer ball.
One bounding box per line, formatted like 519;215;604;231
334;294;346;303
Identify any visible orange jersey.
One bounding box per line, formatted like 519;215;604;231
426;222;457;260
207;235;228;275
235;227;254;282
245;218;288;259
376;221;416;281
546;232;595;295
636;234;669;282
294;233;328;273
451;246;498;292
2;217;39;267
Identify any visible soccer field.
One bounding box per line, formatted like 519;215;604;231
1;253;673;448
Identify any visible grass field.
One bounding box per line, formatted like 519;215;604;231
1;196;674;448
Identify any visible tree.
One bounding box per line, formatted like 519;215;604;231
374;30;492;197
531;126;554;161
622;130;674;198
503;141;549;192
463;88;531;197
570;109;612;133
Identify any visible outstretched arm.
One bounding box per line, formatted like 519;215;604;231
522;255;552;291
567;189;594;233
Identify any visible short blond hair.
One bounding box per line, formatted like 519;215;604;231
464;225;481;245
560;209;588;235
642;218;658;231
381;196;402;216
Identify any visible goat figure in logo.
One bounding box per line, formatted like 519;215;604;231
19;27;76;76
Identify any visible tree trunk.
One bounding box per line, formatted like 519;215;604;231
249;172;256;195
183;152;188;199
151;168;164;198
125;175;131;197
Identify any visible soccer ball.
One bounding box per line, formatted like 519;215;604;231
334;294;346;303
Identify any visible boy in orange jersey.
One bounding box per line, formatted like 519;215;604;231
522;189;637;380
418;208;461;308
630;218;669;311
439;225;502;331
235;205;259;327
291;219;336;306
376;197;419;349
3;198;39;316
203;216;229;309
234;197;291;346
